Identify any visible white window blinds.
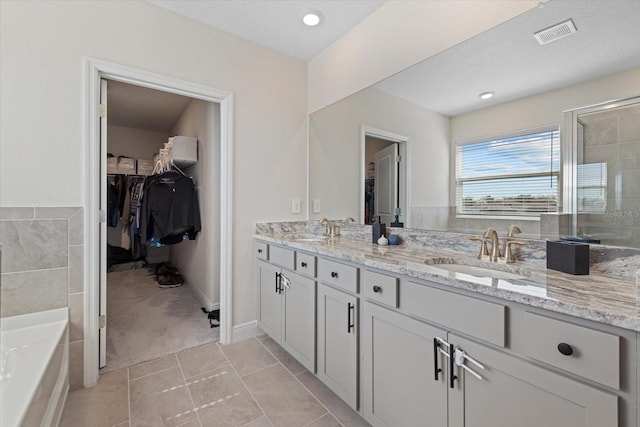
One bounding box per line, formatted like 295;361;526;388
577;162;607;213
456;129;560;217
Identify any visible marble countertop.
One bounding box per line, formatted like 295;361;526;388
255;233;640;333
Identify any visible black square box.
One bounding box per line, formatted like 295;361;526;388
546;240;589;275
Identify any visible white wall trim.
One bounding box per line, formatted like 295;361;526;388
186;281;220;312
231;320;260;343
359;126;410;226
83;57;234;387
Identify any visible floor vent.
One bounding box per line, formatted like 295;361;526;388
534;19;577;45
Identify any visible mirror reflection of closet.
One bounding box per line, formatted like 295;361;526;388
573;97;640;247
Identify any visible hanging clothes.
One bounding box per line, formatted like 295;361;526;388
120;181;132;249
140;170;201;246
130;179;146;259
107;180;119;227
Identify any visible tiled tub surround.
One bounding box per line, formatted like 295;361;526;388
0;207;85;390
255;222;640;332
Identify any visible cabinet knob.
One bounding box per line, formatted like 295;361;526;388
301;262;307;267
258;249;263;253
331;271;338;278
373;285;381;293
557;343;574;356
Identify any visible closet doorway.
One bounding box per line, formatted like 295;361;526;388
360;126;409;226
99;79;222;371
85;59;234;387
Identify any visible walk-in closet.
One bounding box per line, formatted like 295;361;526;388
101;80;221;371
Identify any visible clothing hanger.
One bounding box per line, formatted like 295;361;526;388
170;161;188;177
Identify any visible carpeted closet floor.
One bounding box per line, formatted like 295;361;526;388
102;268;219;372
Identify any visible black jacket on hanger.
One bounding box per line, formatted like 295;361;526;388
140;171;201;244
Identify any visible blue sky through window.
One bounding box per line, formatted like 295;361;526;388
457;130;560;215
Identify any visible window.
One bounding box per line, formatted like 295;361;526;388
456;129;560;217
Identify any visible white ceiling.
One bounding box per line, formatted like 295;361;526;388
107;80;192;131
375;0;640;116
147;0;386;61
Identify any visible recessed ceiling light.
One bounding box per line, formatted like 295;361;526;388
303;11;322;27
479;91;494;100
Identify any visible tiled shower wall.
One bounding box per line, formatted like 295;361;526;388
579;103;640;247
0;207;85;390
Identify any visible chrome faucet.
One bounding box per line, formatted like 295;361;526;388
483;228;500;262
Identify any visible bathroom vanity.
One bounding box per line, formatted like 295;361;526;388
255;228;639;427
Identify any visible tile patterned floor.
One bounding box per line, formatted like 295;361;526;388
60;335;370;427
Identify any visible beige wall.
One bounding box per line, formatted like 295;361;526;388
170;99;221;309
107;125;168;161
309;87;449;222
308;0;538;113
0;1;308;330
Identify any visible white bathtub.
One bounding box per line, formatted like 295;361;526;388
1;308;69;427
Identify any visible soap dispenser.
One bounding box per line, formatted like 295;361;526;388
372;216;386;243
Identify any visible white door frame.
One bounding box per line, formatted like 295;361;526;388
360;126;410;227
83;57;234;386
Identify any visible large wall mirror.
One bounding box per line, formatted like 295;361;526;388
309;0;640;247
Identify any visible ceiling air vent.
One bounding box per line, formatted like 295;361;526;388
534;19;577;45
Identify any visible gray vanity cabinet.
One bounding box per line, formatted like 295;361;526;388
361;272;623;427
281;269;315;371
256;260;283;341
363;302;448;427
256;239;634;427
363;300;619;427
317;282;359;410
256;245;316;372
448;333;618;427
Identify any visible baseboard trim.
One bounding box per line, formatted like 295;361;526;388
185;281;220;312
231;320;259;343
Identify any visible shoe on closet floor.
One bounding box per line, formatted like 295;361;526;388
157;273;184;288
154;262;184;287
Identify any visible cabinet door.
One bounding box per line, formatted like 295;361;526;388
256;260;282;341
281;270;316;372
448;334;618;427
363;302;448;427
317;284;358;409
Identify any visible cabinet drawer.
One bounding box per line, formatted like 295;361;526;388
269;245;295;270
296;252;316;277
256;241;268;260
363;270;398;308
317;258;358;293
401;281;506;347
523;312;620;389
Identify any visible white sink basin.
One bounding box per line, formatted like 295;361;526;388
430;263;525;281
